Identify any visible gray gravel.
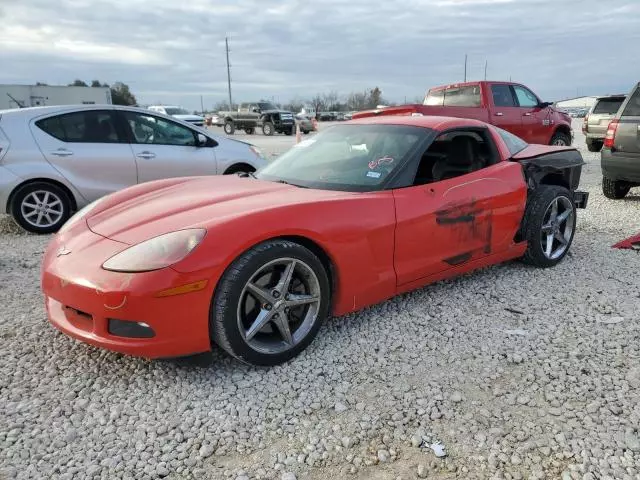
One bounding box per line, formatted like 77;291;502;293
1;120;640;479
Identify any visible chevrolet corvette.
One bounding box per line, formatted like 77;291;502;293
41;115;588;366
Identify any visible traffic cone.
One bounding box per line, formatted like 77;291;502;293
296;122;301;144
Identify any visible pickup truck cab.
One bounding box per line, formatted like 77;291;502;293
353;81;573;146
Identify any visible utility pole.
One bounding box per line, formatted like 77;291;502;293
225;37;233;109
200;95;205;114
464;54;467;82
484;60;487;80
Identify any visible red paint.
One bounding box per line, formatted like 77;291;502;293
612;233;640;250
353;81;572;145
40;115;551;359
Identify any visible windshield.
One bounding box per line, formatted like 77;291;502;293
258;102;277;111
164;107;190;115
255;124;429;191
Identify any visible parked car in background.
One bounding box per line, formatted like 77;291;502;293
353;81;573;146
219;102;296;136
148;105;205;127
600;82;640;199
0;105;267;233
295;114;314;134
582;94;627;152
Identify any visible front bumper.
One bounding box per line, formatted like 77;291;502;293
41;228;216;358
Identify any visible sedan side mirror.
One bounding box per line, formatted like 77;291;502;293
197;133;208;146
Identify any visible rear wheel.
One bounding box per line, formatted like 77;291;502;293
224;121;235;135
550;131;571;146
520;185;576;268
211;240;330;366
10;182;72;234
586;140;602;152
244;127;255;135
602;177;631;199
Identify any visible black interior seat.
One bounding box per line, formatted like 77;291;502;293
432;135;484;181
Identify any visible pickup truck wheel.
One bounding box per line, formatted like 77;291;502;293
244;127;255;135
602;177;631;199
520;185;576;268
224;121;235;135
284;128;293;136
262;122;274;136
550;131;571;146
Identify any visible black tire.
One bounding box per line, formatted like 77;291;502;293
303;130;310;135
284;128;293;136
586;140;602;152
224;163;256;175
262;122;274;136
10;182;72;234
519;185;577;268
211;240;331;366
550;131;571;146
602;177;630;199
244;127;255;135
224;121;235;135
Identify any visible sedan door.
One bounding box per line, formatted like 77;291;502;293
118;111;218;183
30;108;137;202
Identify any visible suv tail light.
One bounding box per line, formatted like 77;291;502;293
582;114;589;133
603;120;619;148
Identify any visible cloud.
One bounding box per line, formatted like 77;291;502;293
0;0;638;110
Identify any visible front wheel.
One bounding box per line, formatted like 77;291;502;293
10;182;72;234
262;122;274;136
602;177;631;199
244;127;255;135
520;185;577;268
550;131;571;146
211;240;331;366
224;121;235;135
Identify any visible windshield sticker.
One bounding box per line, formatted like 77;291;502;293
294;138;316;148
366;171;382;178
368;156;395;170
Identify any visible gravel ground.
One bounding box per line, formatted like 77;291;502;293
1;120;639;480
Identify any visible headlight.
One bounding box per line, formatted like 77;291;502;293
102;229;206;273
57;197;105;235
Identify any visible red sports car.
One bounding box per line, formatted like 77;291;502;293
41;116;588;366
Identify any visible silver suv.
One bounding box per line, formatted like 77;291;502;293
582;94;626;152
600;82;640;199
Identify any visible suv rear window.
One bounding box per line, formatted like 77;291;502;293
424;85;481;107
593;98;624;115
621;88;640;117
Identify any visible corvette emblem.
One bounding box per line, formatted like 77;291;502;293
56;245;71;257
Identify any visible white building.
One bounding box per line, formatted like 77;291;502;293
554;96;598;109
0;84;112;110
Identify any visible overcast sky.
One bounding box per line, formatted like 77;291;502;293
1;0;638;110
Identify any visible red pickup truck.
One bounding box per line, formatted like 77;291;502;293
353;81;573;146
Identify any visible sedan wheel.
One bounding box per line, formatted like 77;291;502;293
211;240;330;366
11;182;72;234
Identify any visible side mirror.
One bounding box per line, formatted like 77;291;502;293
197;133;208;146
538;101;553;109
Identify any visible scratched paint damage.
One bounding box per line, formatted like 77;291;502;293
94;274;134;310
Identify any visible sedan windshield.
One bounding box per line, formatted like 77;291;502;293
255;124;430;191
165;107;190;115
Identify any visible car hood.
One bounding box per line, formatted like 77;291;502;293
87;176;349;245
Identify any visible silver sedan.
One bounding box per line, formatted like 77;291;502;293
0;104;267;233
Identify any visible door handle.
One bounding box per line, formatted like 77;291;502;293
523;112;532;116
136;151;156;159
50;149;73;157
495;112;504;116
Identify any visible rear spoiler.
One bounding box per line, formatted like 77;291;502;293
351;104;422;120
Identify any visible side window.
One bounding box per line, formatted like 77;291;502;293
495;127;528;156
491;85;517;107
424;89;444;106
413;130;497;185
123;112;197;146
621;88;640;117
513;86;539;108
442;85;481;107
35;110;121;143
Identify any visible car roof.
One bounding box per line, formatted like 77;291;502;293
347;114;490;131
0;104;170;119
595;94;626;100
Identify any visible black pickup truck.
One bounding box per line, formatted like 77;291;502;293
219;102;296;136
